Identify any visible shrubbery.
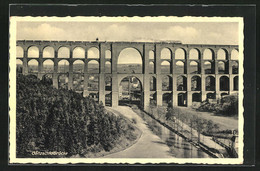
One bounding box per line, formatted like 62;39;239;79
198;95;238;116
16;75;136;157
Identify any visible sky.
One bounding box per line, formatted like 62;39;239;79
16;21;239;64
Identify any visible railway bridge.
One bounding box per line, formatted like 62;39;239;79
16;40;239;111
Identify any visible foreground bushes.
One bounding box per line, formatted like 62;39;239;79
198;95;238;116
16;75;136;157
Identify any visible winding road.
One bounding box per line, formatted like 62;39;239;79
104;106;174;158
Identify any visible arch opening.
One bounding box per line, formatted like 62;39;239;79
190;61;200;74
105;61;111;73
204;61;213;74
177;76;187;91
28;46;39;58
73;47;85;58
73;60;84;73
203;49;214;60
178;93;187;106
88;47;99;59
28;59;38;73
43;60;54;73
163;93;172;106
220;76;229;91
217;49;228;60
175;48;186;59
43;46;54;58
105;93;112;106
88;60;99;73
161;61;171;74
189;49;200;60
191;76;201;91
105;50;111;59
149;50;155;60
161;48;171;60
58;60;69;73
176;61;185;74
117;48;142;74
218;61;228;74
232;61;238;74
119;76;142;106
58;47;70;58
162;75;172;91
206;76;215;91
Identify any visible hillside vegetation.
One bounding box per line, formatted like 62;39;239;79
16;75;139;157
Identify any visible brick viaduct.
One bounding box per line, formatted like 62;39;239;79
16;40;239;111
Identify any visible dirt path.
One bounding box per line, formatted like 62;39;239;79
104;106;174;158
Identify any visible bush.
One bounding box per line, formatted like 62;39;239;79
16;75;137;157
197;95;238;116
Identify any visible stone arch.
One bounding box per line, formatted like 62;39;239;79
105;50;111;59
177;75;187;91
232;61;238;74
190;61;200;74
16;59;23;73
73;47;85;58
88;75;99;91
191;75;201;91
117;48;142;74
58;47;70;58
28;46;39;58
162;75;172;91
43;59;54;73
178;92;187;106
73;60;84;73
43;46;54;58
28;59;38;73
105;61;111;73
234;76;239;91
150;76;156;91
58;59;69;73
231;49;239;60
161;60;171;74
204;61;213;74
206;76;215;91
88;47;99;59
175;48;186;59
149;61;155;74
88;60;99;73
149;50;155;60
16;46;24;57
119;76;142;106
176;61;185;74
163;93;172;106
58;73;69;89
192;93;201;102
203;48;214;60
217;48;228;60
105;75;112;91
218;61;228;74
220;76;229;91
189;48;200;60
161;48;172;60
